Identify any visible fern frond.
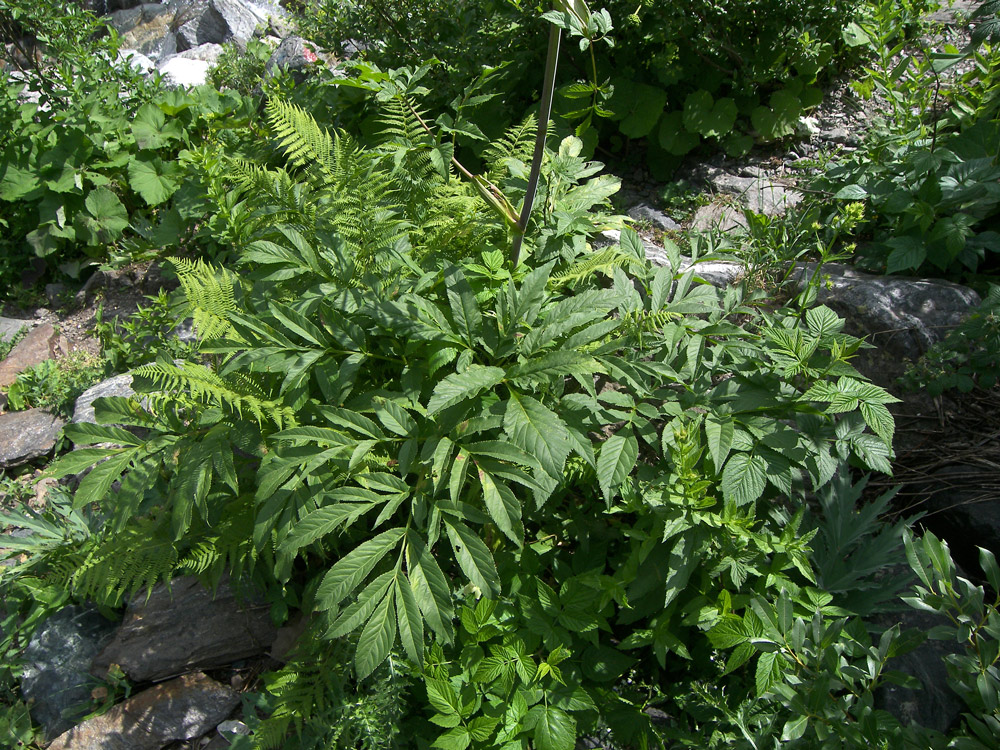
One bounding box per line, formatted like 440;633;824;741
135;360;296;428
170;257;240;342
551;247;647;286
484;114;537;180
267;98;334;173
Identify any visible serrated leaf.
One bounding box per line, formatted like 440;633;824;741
406;530;455;642
355;587;397;679
72;451;136;509
316;528;404;610
395;572;424;664
755;650;784;695
278;501;376;558
597;431;638;502
445;518;500;596
427;366;505;415
478;469;522;545
445;267;481;347
503;392;571;479
705;413;734;470
722;452;767;506
530;705;576;750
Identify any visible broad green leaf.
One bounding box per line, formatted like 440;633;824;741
721;452;767;506
395;572;424;664
504;392;571;479
80;187;129;241
327;571;394;638
427;366;505;415
127;156;180;205
445;267;481;347
531;705;576;750
355;586;397;679
506;351;598;383
316;528;404;610
406;531;455;642
477;469;522;545
597;431;638;502
72;451;135;509
278;501;377;558
445;519;500;596
64;422;146;447
375;399;416;436
704;413;734;470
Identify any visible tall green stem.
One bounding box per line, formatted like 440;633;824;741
510;22;562;268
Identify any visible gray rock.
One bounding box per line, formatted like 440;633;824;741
826;127;859;146
0;317;33;344
175;0;260;50
72;373;136;425
265;35;318;79
158;56;212;87
117;48;156;73
47;672;239;750
168;42;225;65
626;202;680;232
0;410;66;468
92;576;277;682
875;607;965;733
0;323;71;388
44;283;68;307
706;172;802;216
20;606;118;740
789;263;980;361
690;202;749;233
108;3;177;60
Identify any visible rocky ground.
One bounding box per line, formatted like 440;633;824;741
0;0;997;747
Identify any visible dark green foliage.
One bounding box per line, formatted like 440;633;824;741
812;0;1000;275
903;284;1000;394
93;290;198;374
0;0;261;290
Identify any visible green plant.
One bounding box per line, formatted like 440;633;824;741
209;39;275;96
812;0;1000;275
902;283;1000;394
4;351;105;417
0;0;263;289
93;291;198;374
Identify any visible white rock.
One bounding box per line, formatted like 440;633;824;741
117;48;155;73
797;115;821;137
158;57;212;88
169;42;225;65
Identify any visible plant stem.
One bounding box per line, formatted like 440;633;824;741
511;22;562;268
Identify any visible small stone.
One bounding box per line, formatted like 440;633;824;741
626;202;680;232
46;672;239;750
796;115;820;137
0;410;67;468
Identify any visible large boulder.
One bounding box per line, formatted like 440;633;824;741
264;34;318;80
92;576;277;682
174;0;260;50
46;672;238;750
107;3;177;60
20;606;118;740
0;409;66;468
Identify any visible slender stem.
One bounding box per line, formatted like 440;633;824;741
510;23;562;268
